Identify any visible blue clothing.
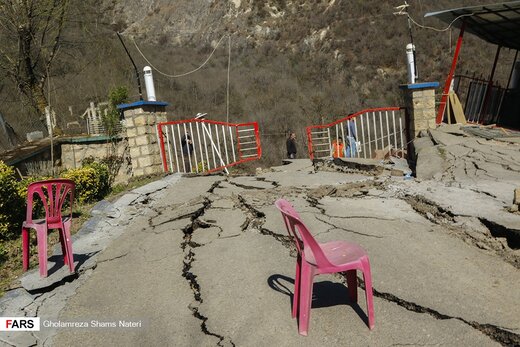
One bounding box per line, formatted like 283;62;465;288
344;120;357;158
345;136;357;157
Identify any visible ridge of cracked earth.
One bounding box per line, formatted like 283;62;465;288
1;156;519;346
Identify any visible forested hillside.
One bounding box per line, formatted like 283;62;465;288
0;0;516;165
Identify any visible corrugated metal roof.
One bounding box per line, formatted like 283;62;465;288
425;1;520;50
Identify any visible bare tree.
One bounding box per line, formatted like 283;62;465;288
0;0;68;116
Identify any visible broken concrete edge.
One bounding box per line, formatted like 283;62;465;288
1;173;183;301
313;157;412;178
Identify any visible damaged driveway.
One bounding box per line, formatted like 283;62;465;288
1;143;519;346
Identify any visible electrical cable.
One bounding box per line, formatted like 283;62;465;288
405;12;474;32
131;34;227;78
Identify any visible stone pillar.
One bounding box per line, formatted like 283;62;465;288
400;82;439;140
118;101;169;177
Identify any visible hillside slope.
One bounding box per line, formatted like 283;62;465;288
0;0;515;165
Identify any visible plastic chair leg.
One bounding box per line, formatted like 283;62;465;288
22;227;30;271
292;255;301;319
62;221;74;273
35;227;48;277
346;269;358;303
298;262;314;336
58;229;68;265
361;257;375;330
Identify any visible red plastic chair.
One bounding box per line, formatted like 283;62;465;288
22;179;75;278
275;198;375;336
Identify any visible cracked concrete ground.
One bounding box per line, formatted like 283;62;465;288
1;127;519;346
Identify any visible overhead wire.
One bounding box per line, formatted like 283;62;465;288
393;2;474;33
405;12;474;32
131;34;227;78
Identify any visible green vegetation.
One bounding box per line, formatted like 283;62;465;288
61;161;111;203
102;86;129;138
0;0;509;166
0;162;25;240
0;158;108;296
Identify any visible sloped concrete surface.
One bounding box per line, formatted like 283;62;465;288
1;150;519;346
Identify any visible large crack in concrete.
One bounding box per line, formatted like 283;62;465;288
313;215;384;238
366;284;520;347
479;218;520;250
403;194;520;268
226;178;267;190
236;195;267;233
179;195;236;347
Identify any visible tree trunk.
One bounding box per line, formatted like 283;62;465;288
31;84;48;117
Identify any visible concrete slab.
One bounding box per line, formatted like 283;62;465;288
429;128;468;146
52;221;215;347
269;159;314;172
201;208;246;238
408;181;520;233
229;176;275;189
415;145;446;180
210;197;235;209
437;123;466;136
317;198;520;332
193;230;499;346
259;169;369;188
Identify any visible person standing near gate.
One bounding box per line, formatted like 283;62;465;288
331;137;345;158
344;120;357;158
286;132;297;159
181;133;194;172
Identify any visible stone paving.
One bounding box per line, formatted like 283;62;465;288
1;124;519;346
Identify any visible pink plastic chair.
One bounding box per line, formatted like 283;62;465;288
22;179;75;277
275;198;374;336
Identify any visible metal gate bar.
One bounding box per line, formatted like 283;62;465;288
306;107;407;160
158;119;261;174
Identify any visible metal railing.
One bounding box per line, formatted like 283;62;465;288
306;107;407;160
453;75;506;124
157;119;261;174
81;101;123;135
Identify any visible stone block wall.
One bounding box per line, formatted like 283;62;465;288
407;89;437;137
400;82;439;145
123;111;167;177
61;139;131;184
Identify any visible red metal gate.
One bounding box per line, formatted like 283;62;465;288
157;119;261;174
306;107;407;160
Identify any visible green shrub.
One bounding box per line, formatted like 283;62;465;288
61;162;110;203
102;86;129;137
193;161;208;173
0;161;24;240
0;243;6;264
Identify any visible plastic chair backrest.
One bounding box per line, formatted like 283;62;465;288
26;179;75;224
275;199;334;268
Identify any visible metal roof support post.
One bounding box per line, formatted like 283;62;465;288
479;45;501;123
437;22;466;124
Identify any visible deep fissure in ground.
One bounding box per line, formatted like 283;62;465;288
179;197;235;347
